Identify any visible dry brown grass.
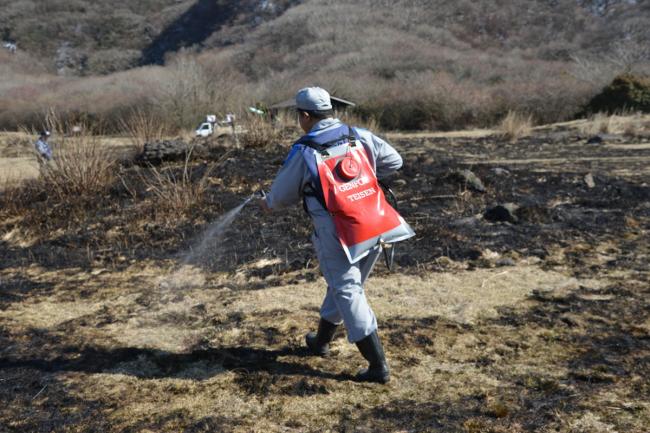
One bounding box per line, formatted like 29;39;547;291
498;111;533;142
580;112;615;135
269;110;296;130
340;112;382;133
622;114;644;136
565;412;619;433
2;257;646;432
0;157;39;186
0;179;28;215
578;112;650;136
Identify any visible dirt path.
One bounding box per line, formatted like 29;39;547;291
466;155;650;166
0;157;40;185
387;128;496;139
0;132;134;186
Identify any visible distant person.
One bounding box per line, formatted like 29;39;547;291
226;112;238;146
225;113;236;131
35;131;53;162
259;87;414;383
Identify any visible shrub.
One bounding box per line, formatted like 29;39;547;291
120;106;170;154
136;150;214;221
340;112;382;133
86;49;141;75
239;116;282;149
37;115;117;201
584;74;650;114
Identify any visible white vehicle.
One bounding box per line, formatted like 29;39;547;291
195;115;218;137
195;122;214;137
195;114;242;137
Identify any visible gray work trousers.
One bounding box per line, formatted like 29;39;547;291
311;213;382;343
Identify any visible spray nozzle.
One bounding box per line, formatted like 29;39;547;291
257;190;267;199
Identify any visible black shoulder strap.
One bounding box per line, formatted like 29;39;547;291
298;139;330;155
302;183;327;215
298;124;357;215
297;124;357;154
347;125;357;143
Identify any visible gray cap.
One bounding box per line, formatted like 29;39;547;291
295;87;332;111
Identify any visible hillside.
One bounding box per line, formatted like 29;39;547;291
1;0;649;131
0;0;297;75
1;1;648;75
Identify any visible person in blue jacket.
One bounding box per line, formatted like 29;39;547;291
34;131;53;162
260;87;404;383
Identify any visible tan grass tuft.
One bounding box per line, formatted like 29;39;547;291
620;112;646;136
587;112;614;134
498;111;533;142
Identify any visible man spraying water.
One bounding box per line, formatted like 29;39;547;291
259;87;414;383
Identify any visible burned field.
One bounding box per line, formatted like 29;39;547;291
1;122;649;432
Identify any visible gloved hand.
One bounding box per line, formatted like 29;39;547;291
257;190;271;213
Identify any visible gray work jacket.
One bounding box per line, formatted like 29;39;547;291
266;118;403;229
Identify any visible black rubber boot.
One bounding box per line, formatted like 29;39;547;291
305;318;338;356
354;331;390;384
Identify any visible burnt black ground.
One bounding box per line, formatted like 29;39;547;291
1;129;649;275
203;131;650;279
